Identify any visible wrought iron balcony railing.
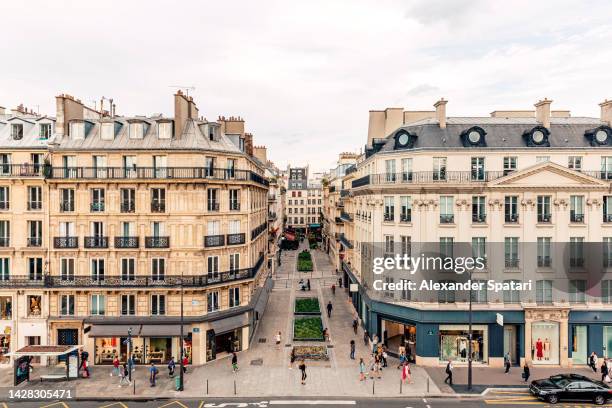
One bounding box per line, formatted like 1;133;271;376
145;236;170;248
84;236;109;249
227;233;246;246
115;236;139;248
204;234;225;248
54;237;78;249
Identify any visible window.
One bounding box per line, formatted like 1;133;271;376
91;294;105;316
439;196;454;223
570;237;585;268
0;258;9;280
207;291;219;312
605;238;612;268
60;188;74;212
27;186;42;211
229;189;240;211
570;195;584;222
471;280;488;303
400;279;411;301
569;280;586;303
92;155;107;178
536;280;553;304
383;196;394;222
91;258;105;281
537;195;551;223
70;122;84;139
60;258;75;281
433;157;447;181
503;157;517;175
0;294;11;318
153;155;167;178
537;237;551;267
91;188;105;212
121;258;136;281
205;157;216;177
151;221;165;237
400;236;411;256
151;294;166;315
11;123;23;140
121;188;135;213
151;258;165;281
471;157;485;181
229;253;240;272
399;196;411;222
151;188;166;212
123;155;137;178
100;122;114;140
440;237;454;259
158;121;172;139
229;287;240;308
602;157;612;179
121;294;136;315
207;189;219;211
383;276;395;299
60;295;75;316
400;158;413;182
384;235;394;257
605;196;612;223
207;256;219;279
438;280;455;303
536;156;550;163
27;221;42;247
472;237;487;266
602;280;612;303
129;122;144;139
39;123;52;139
0;221;9;247
226;159;236;178
0;186;8;210
568;156;582;171
384;160;396;183
472;196;486;223
504;237;519;268
503;280;521;303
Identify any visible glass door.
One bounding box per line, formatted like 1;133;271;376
572;325;588;364
604;326;612;358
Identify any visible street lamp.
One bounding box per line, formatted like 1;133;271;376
467;270;473;391
126;327;133;382
179;270;185;391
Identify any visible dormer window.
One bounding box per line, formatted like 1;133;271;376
460;126;487;147
39;123;52;139
523;126;551;147
100;122;114;140
393;130;417;150
585;126;612;146
70;122;84;140
11;124;23;140
158;121;172;139
129;122;144;139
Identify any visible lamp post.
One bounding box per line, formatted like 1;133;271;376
467;271;473;391
179;270;185;391
126;327;133;382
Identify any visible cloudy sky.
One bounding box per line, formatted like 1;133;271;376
1;0;612;172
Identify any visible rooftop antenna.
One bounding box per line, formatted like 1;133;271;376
168;85;196;97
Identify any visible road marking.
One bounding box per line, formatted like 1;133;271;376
40;403;70;408
158;401;190;408
483;401;543;405
269;401;356;405
99;403;129;408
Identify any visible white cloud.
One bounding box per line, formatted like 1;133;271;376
1;0;611;172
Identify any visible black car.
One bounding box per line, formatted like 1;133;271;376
530;374;612;405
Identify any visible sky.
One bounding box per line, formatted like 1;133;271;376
1;0;612;172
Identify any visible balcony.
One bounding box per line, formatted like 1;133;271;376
229;201;241;211
84;236;109;249
472;214;487;223
54;237;78;249
60;201;74;212
338;233;354;249
570;213;584;223
207;202;220;212
570;258;585;268
352;175;370;188
121;201;135;213
440;214;454;224
145;236;170;248
505;258;520;268
0;201;8;210
151;201;166;213
204;234;225;248
27;237;42;247
340;211;353;222
383;212;394;222
27;201;42;211
605;214;612;223
227;233;246;245
251;222;267;240
537;256;552;267
90;202;105;212
0;163;45;178
115;236;139;249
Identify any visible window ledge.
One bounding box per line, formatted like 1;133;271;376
503;223;521;227
471;223;488;228
536;223;554;227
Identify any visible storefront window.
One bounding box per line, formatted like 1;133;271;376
531;321;559;365
382;319;416;362
147;338;172;364
27;295;41;317
95;337;144;364
0;296;11;319
604;326;612;359
572;325;587;365
440;325;488;363
0;326;11;363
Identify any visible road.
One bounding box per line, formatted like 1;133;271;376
4;392;612;408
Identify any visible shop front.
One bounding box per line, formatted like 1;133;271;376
381;318;416;362
205;314;249;362
439;324;488;364
524;308;569;367
568;310;612;366
0;321;12;365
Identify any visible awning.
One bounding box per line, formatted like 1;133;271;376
88;325;137;337
11;345;81;357
140;324;183;337
209;313;249;335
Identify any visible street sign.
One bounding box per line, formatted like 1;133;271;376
349;283;358;292
192;300;199;306
193;328;200;333
496;313;504;326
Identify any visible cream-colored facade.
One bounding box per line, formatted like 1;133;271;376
337;98;612;368
285;166;323;232
0;93;272;366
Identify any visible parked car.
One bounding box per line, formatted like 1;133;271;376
530;374;612;405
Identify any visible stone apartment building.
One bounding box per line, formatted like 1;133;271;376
285;165;323;233
0;92;272;367
337;97;612;368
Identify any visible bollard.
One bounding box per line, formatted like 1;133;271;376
206;379;209;394
234;379;237;395
427;377;429;393
400;379;402;394
372;379;375;395
133;379;136;395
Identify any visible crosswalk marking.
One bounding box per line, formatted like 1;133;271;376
269;401;356;405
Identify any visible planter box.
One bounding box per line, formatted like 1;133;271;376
292;345;329;361
294;297;321;315
293;316;324;341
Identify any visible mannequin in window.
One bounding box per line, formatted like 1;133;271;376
544;338;550;361
536;338;544;361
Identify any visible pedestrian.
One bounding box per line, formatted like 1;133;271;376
504;352;511;373
167;356;176;377
352;318;358;335
602;360;609;382
398;351;406;369
590;352;599;373
79;350;89;376
299;360;307;385
444;359;453;385
371;335;379;354
231;352;239;373
369;356;376;379
374;355;382;379
119;363;130;387
326;301;333;318
307;279;311;291
275;331;282;350
111;356;120;377
350;340;356;360
331;284;336;296
149;363;158;387
323;328;329;342
522;363;530;382
82;359;90;378
359;358;366;381
401;361;412;384
127;355;135;374
363;330;369;347
182;355;188;373
381;346;388;368
289;348;296;369
338;277;342;287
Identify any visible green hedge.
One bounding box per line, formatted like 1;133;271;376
295;297;321;314
293;317;324;341
297;250;313;271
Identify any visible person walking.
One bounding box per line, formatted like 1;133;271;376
591;352;599;373
275;331;282;350
111;356;120;377
363;330;369;347
299;360;307;385
167;356;176;377
381;346;388;368
350;340;356;360
306;279;311;291
119;363;130;387
331;284;336;296
522;363;531;382
326;301;333;318
231;352;239;373
359;358;367;381
402;361;412;384
602;360;609;382
352;318;358;335
182;355;188;374
149;363;158;387
375;355;382;379
504;352;511;373
127;355;135;374
444;359;453;385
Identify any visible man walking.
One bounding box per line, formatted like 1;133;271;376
522;363;530;382
590;352;599;372
350;340;356;360
231;352;239;373
363;330;369;346
149;363;158;387
326;301;333;318
504;352;511;373
167;356;176;377
299;360;307;385
602;360;609;382
352;318;358;335
444;359;453;385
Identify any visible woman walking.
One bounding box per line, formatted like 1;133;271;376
359;358;367;381
119;363;130;387
111;356;120;377
299;360;307;385
363;330;369;347
350;340;356;360
231;352;239;373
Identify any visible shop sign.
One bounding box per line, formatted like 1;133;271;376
496;313;504;326
427;330;434;336
349;284;358;293
193;328;200;333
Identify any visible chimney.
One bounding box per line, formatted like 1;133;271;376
434;98;447;129
244;133;254;156
55;94;87;138
173;91;190;138
0;106;5;115
600;99;612;125
535;98;552;129
253;145;267;163
366;110;385;148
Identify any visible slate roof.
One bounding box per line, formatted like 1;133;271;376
378;116;608;152
0;113;54;149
